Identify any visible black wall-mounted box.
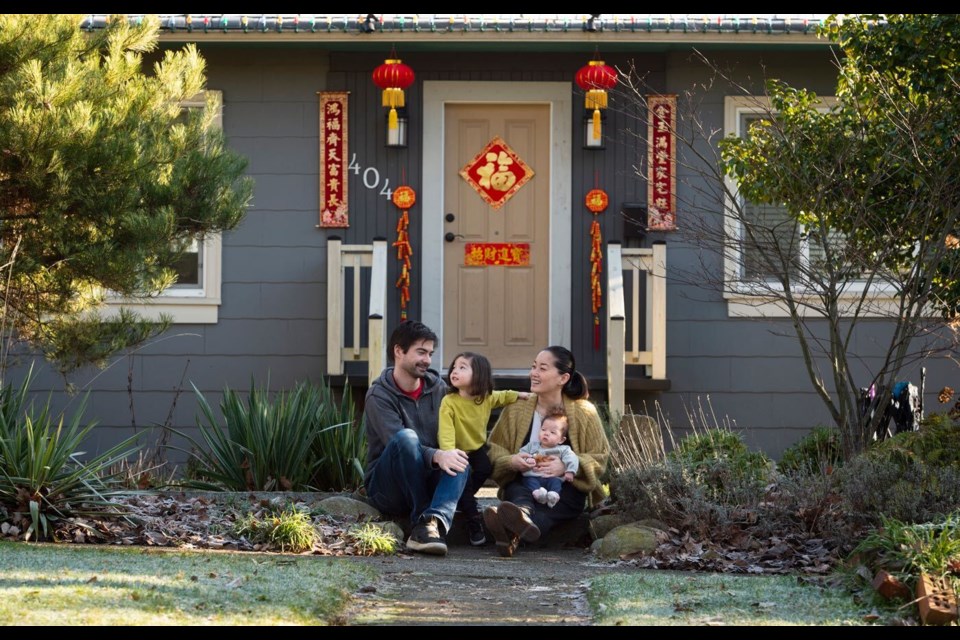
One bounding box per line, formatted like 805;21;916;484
621;202;647;242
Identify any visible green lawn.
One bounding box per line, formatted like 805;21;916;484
0;541;375;625
589;571;873;626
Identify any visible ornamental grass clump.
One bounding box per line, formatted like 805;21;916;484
233;505;317;553
347;522;398;556
609;399;774;538
851;511;960;595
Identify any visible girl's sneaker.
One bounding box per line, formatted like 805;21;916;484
467;514;487;546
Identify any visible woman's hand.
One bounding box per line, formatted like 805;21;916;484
510;454;537;472
535;456;565;478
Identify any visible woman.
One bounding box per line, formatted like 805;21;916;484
482;346;610;557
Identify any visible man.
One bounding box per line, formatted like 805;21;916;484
363;320;470;555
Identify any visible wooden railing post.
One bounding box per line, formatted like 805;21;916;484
651;241;667;380
368;238;388;387
326;236;344;376
607;242;626;421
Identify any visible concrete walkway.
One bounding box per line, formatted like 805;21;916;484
344;544;626;625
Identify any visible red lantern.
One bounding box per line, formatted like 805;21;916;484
372;58;415;130
575;59;617;141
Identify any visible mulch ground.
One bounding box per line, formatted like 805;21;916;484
1;491;845;575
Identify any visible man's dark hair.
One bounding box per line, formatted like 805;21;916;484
388;320;438;364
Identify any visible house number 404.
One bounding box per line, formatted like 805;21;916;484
348;154;393;200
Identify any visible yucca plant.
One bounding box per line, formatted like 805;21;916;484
171;380;325;491
0;366;140;540
172;376;366;492
311;381;365;491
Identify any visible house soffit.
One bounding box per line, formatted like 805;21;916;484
82;14;837;52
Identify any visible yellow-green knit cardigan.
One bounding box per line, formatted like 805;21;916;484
487;395;610;506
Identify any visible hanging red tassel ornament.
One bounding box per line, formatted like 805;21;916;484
372;58;415;130
575;58;618;141
392;186;416;321
586;189;608;350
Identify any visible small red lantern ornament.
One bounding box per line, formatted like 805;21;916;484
392;186;416;321
575;59;618;141
372;58;415;131
586;189;608;350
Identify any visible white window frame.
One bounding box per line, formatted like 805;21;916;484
722;95;899;318
104;91;224;324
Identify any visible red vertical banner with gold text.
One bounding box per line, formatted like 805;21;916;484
318;91;349;228
647;95;676;231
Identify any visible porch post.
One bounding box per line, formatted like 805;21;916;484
368;238;388;387
327;236;343;376
651;241;667;380
607;242;625;420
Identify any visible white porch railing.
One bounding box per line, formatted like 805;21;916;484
606;241;667;419
326;237;388;387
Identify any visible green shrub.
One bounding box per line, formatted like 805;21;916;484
839;454;960;525
838;416;960;524
778;426;844;476
871;412;960;467
171;376;364;491
0;365;139;540
668;429;773;501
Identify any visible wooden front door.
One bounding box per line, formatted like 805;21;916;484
443;103;550;369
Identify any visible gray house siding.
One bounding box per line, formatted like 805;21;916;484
5;44;955;460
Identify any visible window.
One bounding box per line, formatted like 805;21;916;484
105;91;224;323
722;96;894;317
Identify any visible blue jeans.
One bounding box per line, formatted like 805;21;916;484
521;474;563;495
365;429;469;534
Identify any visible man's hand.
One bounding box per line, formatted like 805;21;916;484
434;448;469;476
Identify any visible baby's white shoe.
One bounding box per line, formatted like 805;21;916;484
546;491;560;508
532;487;548;503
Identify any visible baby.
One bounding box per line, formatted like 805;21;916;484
518;405;579;508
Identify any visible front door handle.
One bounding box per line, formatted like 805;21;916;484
445;232;465;243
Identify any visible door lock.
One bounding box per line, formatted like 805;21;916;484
444;232;465;242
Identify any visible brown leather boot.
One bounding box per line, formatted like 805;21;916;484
483;506;519;557
497;501;541;543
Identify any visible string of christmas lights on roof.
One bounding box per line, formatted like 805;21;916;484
82;14;839;36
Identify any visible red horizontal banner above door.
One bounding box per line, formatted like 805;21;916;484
464;243;531;266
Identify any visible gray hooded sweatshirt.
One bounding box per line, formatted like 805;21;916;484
363;366;446;487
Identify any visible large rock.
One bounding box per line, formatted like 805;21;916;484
319;495;382;519
635;517;668;532
589;513;631;540
598;524;658;560
376;521;406;544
